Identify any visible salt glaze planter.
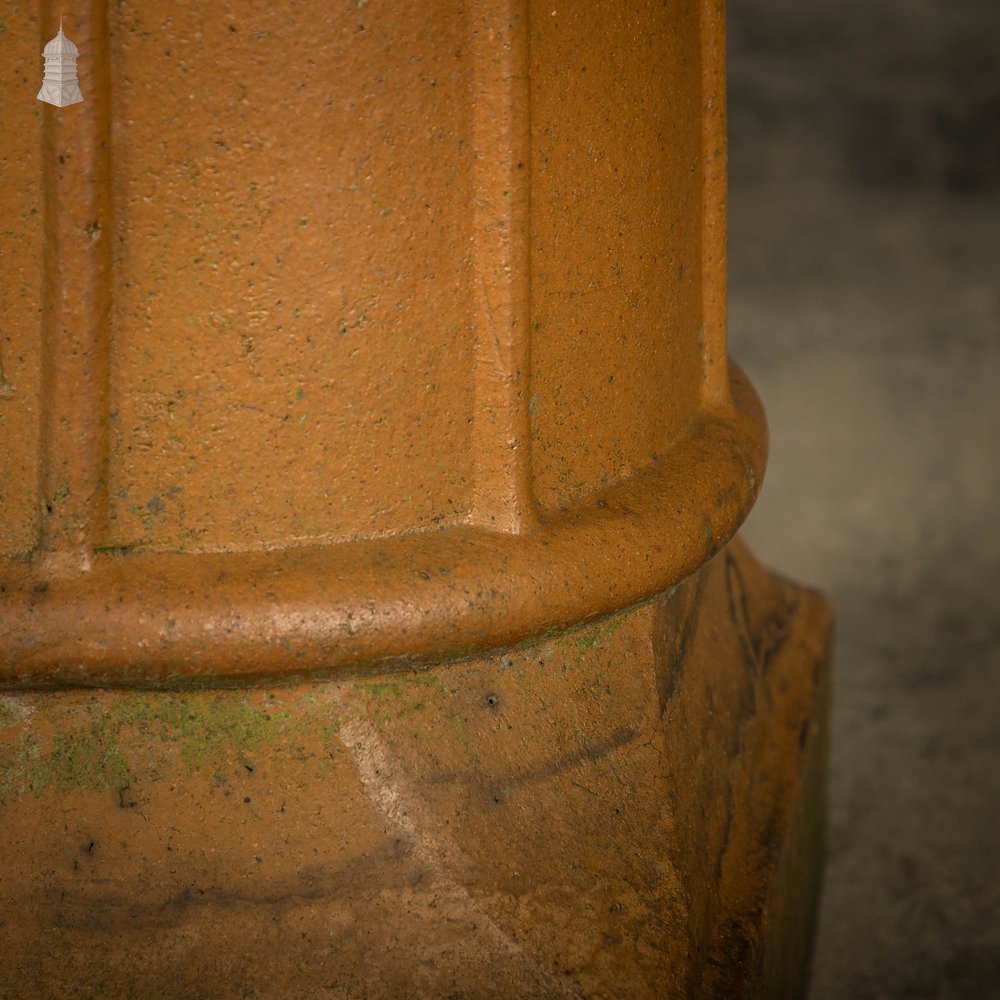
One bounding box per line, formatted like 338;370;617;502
0;2;831;998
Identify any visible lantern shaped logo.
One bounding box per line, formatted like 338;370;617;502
37;17;83;108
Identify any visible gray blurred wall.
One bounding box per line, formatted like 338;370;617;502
726;1;1000;997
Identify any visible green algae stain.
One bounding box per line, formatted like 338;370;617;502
109;695;293;772
0;695;299;803
348;673;450;725
0;697;31;728
0;733;41;801
37;726;131;794
0;723;128;801
562;616;626;661
357;681;403;702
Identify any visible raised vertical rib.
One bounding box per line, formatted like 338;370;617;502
38;0;113;570
467;0;536;534
699;0;732;411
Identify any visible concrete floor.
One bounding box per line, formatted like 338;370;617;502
726;2;1000;996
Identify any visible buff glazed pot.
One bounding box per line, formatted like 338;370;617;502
0;3;831;997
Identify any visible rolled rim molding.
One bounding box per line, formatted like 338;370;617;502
0;366;765;690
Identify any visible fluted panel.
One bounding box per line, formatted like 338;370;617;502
106;1;481;551
0;2;45;557
526;0;705;510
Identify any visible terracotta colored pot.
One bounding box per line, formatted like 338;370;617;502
0;2;831;996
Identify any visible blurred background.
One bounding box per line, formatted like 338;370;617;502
726;1;999;996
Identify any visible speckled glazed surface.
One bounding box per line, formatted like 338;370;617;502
0;1;830;996
0;0;745;684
